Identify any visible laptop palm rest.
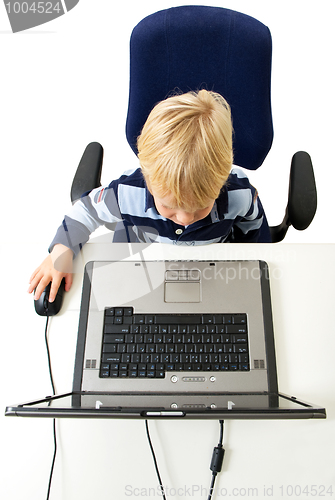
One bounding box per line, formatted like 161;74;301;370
165;282;200;302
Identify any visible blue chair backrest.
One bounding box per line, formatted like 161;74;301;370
126;5;273;171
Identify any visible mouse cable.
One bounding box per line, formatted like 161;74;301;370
207;420;225;500
45;316;56;394
145;420;167;500
145;419;225;500
44;315;57;500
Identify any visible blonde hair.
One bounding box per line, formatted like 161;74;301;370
137;89;233;211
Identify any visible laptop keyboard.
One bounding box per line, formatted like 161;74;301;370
99;307;249;378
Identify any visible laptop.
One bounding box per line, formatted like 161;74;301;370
72;259;279;414
5;257;326;419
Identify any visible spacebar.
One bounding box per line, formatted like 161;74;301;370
154;314;202;324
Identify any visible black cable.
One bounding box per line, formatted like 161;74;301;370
145;420;167;500
207;420;225;500
46;418;57;500
218;419;224;447
44;316;56;395
208;475;216;500
145;419;225;500
44;316;57;500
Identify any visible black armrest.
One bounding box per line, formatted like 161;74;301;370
70;142;104;203
287;151;317;229
270;151;317;243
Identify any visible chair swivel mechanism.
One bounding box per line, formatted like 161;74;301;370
70;6;317;243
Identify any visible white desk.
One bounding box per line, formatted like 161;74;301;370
3;241;335;499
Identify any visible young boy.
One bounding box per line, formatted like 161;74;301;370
29;90;268;303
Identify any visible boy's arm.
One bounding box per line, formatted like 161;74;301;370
48;184;123;256
232;188;268;243
29;184;123;301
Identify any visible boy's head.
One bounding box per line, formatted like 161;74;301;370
137;89;233;217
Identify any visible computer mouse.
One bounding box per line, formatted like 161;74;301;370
34;279;66;316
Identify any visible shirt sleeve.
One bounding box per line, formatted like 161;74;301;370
48;183;123;257
231;185;267;243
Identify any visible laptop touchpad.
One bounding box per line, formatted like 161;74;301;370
164;282;201;303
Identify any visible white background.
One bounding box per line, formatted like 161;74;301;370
0;1;334;499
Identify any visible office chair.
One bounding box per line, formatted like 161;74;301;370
71;6;317;243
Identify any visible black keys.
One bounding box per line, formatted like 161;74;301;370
100;362;166;378
226;325;247;334
104;333;125;343
99;308;249;377
155;314;202;324
104;325;130;334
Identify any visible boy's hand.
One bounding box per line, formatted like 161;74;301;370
28;244;74;303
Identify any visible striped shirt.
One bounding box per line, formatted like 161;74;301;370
49;167;266;256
